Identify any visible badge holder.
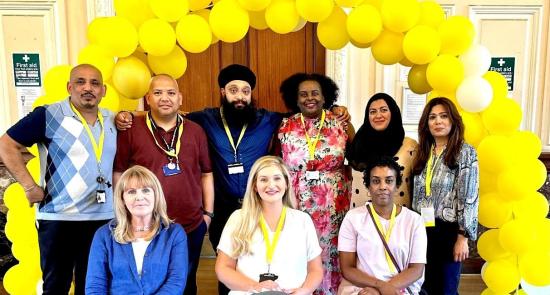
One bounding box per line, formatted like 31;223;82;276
421;207;436;227
163;159;182;176
228;153;244;175
96;175;110;204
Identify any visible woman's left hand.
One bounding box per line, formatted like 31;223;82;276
333;106;351;123
453;234;469;262
285;287;311;295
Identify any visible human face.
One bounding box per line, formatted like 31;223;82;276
297;80;325;118
428;104;452;141
146;76;182;118
368;166;397;208
221;80;252;109
255;165;287;206
368;99;392;131
123;181;155;220
67;65;105;111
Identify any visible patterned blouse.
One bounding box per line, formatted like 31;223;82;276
412;142;479;239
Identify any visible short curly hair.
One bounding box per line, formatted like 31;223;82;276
279;73;339;113
363;156;403;188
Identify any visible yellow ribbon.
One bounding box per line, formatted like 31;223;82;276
368;203;397;274
259;206;287;266
145;112;184;159
425;145;445;197
69;102;104;165
220;107;247;161
300;110;326;160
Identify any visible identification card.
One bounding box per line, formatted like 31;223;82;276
163;163;182;176
421;207;436;227
228;162;244;174
305;170;320;180
96;190;106;203
259;272;278;282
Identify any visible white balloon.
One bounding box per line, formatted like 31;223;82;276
456;76;493;112
521;279;550;295
293;17;307;32
459;44;491;77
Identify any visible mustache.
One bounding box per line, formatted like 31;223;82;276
82;91;96;98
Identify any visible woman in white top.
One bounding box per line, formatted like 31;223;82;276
216;156;323;294
338;157;427;295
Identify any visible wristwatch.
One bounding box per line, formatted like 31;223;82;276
457;229;469;238
203;209;214;219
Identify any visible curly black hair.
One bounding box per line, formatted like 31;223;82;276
279;73;339;113
363;156;403;188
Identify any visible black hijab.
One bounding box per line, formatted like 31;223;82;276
346;93;405;171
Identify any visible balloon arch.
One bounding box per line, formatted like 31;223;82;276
3;0;549;294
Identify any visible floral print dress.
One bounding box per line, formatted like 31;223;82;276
278;111;351;295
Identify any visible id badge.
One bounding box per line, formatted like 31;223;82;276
96;190;106;203
305;170;319;180
259;272;278;282
163;163;182;176
228;162;244;174
421;207;435;227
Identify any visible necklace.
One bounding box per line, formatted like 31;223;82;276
132;224;153;232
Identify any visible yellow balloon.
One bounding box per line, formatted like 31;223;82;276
237;0;272;11
480;288;510;295
371;30;404;65
43;65;71;99
478;192;513;228
249;10;269;30
176;14;212;53
99;82;121;113
520;250;550;286
138;19;176;56
477;229;511;262
509;131;542;160
336;0;366;7
532;219;550;252
399;56;414;67
119;95;141;111
114;0;155;28
193;9;220;44
403;25;440;65
346;4;382;44
27;144;39;157
112;56;151;99
460;111;486;147
265;0;300;34
350;38;371;48
483;71;509;100
148;46;188;79
3;184;29;210
150;0;189;22
427;89;456;102
95;16;138;57
296;0;334;23
481;98;522;135
408;64;431;94
87;17;110;44
3;264;39;295
292;18;307;32
439;16;475;56
483;259;521;294
362;0;381;9
417;0;444;28
426;54;464;92
78;44;115;81
317;6;350;50
479;168;498;195
210;0;250;43
477;135;513;174
499;219;536;254
497;160;546;200
513;191;549;221
189;0;212;11
380;0;420;33
25;157;40;183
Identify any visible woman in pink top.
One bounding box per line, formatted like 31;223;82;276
338;157;427;295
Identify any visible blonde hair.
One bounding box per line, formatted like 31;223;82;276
230;156;295;256
113;165;172;243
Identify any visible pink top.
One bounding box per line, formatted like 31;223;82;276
338;204;427;294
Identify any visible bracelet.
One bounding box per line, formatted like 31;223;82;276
23;184;37;192
203;209;214;218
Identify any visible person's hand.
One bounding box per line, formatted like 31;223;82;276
24;185;45;206
203;214;212;229
115;111;133;131
285;287;311;295
375;280;401;295
333;106;351;123
358;286;381;295
249;280;281;293
454;234;469;262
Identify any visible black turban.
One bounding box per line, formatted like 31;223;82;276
217;64;256;90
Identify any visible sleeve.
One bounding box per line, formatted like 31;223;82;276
196;125;212;173
337;211;358;253
6;106;47;147
303;213;322;261
455;144;480;240
157;224;189;294
408;213;427;264
186;111;203;126
217;210;241;258
113;128;132;173
85;227;110;294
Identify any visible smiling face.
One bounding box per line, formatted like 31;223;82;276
368;166;398;208
67;65;105;111
123;180;155;220
146;75;182;118
297;80;325;118
428;104;453;142
255;165;288;206
221;80;252;109
368;99;392;131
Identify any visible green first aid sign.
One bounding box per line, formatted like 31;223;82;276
13;53;41;87
490;57;515;91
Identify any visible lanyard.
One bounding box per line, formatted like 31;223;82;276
425;145;445;197
259;206;287;269
220;107;247;162
300;110;326;160
145;112;183;159
368;203;397;273
69;102;104;168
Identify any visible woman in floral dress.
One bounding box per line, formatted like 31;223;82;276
277;73;355;295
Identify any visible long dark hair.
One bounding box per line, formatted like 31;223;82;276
412;97;464;175
346;93;405;171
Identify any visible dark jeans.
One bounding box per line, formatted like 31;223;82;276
37;219;108;295
184;220;208;295
422;219;462;295
208;197;242;295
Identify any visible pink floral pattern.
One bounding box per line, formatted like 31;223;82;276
278;111;351;295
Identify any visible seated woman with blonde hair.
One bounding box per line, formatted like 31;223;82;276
86;165;188;294
215;156;323;294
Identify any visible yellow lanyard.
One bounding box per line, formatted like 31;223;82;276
300;110;326;160
425;145;445;197
220;107;247;161
259;206;287;267
368;204;397;274
69;103;104;166
145;112;184;159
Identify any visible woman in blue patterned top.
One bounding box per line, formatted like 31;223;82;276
411;97;479;295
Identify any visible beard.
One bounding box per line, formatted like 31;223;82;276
221;96;257;126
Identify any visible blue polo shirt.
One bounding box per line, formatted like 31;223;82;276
7;98;117;221
187;108;282;202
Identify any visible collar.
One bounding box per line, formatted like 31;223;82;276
61;97;111;118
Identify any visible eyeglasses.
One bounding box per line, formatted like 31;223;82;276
124;187;154;199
